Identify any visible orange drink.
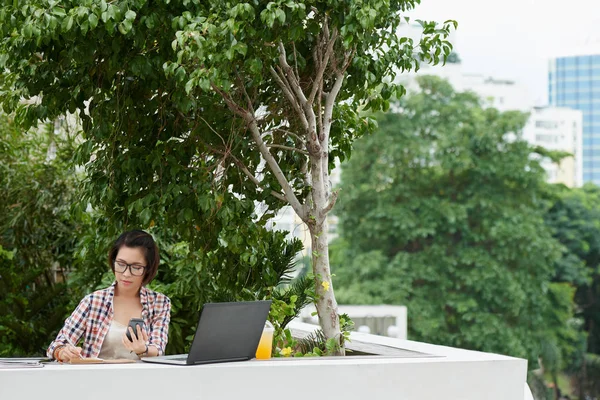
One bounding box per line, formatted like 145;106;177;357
255;321;274;359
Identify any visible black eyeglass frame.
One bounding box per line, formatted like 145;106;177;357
114;260;146;276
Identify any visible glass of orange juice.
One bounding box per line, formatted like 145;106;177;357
255;321;274;360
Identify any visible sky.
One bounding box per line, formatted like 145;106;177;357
407;0;600;105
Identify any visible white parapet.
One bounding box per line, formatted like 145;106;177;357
299;304;408;339
1;321;529;400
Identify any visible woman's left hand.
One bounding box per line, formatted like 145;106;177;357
122;325;149;356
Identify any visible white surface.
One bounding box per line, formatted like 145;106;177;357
524;382;534;400
522;106;583;188
398;61;534;112
1;321;529;400
299;304;408;339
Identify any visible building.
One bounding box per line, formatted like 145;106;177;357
549;52;600;184
266;205;311;251
398;44;583;187
399;57;533;113
522;106;583;187
461;74;532;112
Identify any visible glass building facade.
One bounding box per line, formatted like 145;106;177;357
549;54;600;183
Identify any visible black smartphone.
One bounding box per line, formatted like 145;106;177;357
126;318;145;342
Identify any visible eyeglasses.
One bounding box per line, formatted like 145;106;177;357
114;260;146;276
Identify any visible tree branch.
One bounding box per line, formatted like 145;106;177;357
267;144;309;155
308;26;338;106
317;76;324;142
235;69;255;115
277;42;308;109
274;127;305;144
229;155;287;203
277;42;319;147
322;189;340;216
322;49;354;144
208;84;291;205
199;134;288;204
211;83;247;118
247;116;307;220
322;71;344;145
292;41;300;82
269;66;309;131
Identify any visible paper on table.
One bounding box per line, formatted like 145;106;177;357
67;358;136;364
0;360;44;369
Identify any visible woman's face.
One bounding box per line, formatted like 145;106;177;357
114;246;146;292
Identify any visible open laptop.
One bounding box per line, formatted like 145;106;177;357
142;300;272;366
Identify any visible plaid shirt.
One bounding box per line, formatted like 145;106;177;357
47;283;171;359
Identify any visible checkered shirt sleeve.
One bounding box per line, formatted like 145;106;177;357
147;292;171;355
46;295;92;358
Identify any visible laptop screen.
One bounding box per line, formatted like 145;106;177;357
186;300;272;364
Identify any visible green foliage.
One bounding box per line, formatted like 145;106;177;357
0;0;454;213
295;313;354;356
68;218;305;355
266;273;354;358
270;274;314;340
546;184;600;352
527;371;553;400
0;1;455;344
544;184;600;395
571;353;600;398
0;115;80;356
332;76;576;366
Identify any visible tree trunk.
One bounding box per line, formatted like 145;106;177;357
310;218;344;356
306;148;343;355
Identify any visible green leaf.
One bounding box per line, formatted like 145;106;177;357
61;15;74;32
174;66;186;82
118;19;132;35
125;10;136;21
80;19;89;35
274;8;285;24
52;7;66;17
88;13;98;29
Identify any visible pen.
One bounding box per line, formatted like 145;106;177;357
64;337;84;359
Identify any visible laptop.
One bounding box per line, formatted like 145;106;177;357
142;300;272;366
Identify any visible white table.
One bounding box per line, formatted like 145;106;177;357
1;351;527;400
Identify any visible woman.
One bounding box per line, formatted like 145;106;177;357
47;230;171;362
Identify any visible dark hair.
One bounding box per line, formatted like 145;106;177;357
108;230;160;286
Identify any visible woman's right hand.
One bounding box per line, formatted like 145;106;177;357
58;345;83;362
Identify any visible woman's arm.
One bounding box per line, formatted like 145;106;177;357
147;295;171;356
47;296;90;360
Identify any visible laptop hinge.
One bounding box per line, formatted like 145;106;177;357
193;357;249;365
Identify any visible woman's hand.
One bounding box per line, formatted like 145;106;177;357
59;345;83;362
122;325;149;356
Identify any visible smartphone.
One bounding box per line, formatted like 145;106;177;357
126;318;145;342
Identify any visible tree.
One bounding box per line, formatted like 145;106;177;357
0;114;80;355
0;0;455;352
545;184;600;398
546;184;600;353
332;76;577;365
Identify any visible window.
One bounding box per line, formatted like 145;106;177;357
558;69;580;78
536;134;558;143
560;57;577;67
536;120;559;129
563;93;580;101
